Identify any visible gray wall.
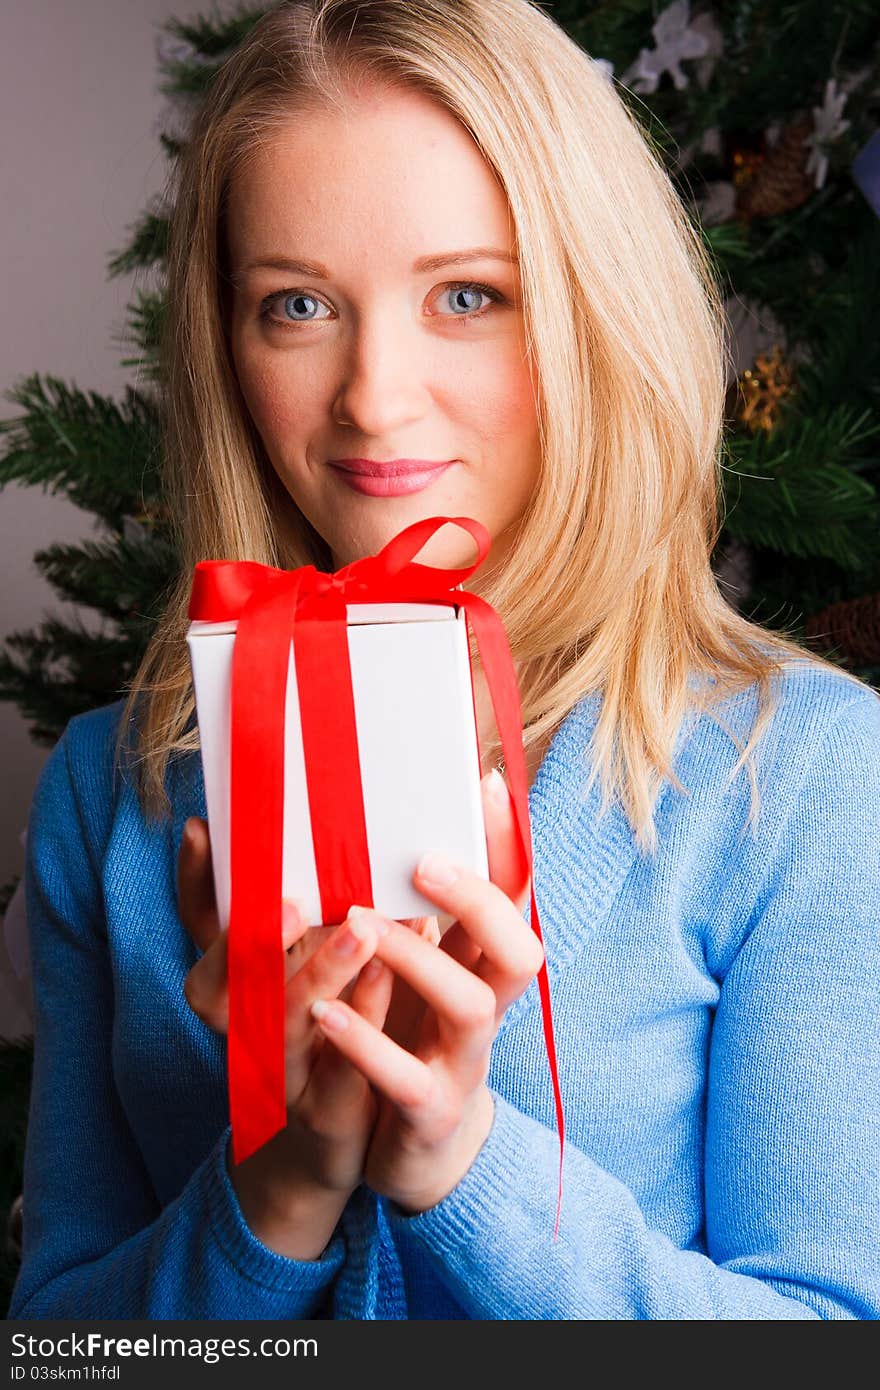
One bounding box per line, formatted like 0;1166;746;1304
1;0;190;883
0;0;194;1036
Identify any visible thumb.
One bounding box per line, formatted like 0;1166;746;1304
177;817;219;955
481;767;531;908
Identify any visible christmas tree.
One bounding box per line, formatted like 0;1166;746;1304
2;0;879;1308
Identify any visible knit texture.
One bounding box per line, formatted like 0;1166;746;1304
8;659;880;1320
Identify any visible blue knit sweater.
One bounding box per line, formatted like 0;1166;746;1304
8;659;880;1320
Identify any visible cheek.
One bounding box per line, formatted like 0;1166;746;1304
465;344;540;447
232;339;323;446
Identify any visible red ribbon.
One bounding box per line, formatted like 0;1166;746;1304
187;515;565;1234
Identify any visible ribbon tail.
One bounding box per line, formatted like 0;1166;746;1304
228;578;298;1164
534;897;566;1240
459;591;566;1237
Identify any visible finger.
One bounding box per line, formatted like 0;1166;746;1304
433;770;528;976
306;955;394;1103
350;957;395;1030
285;908;383;1050
282;898;307;946
282;899;324;981
182;924;229;1032
349;909;496;1066
399;914;442;947
310;997;438;1120
177;817;219;954
177;819;319;964
283;911;384;1100
411;853;543;1014
482;769;530;908
185;897;315;1034
438;920;481;971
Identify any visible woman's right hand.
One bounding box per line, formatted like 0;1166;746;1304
176;815;394;1200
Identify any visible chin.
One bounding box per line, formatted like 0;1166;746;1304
330;507;489;572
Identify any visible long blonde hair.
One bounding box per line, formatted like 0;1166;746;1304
118;0;867;855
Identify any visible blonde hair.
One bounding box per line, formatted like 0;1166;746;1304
118;0;867;855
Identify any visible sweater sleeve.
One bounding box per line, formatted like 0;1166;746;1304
7;721;344;1320
385;689;880;1319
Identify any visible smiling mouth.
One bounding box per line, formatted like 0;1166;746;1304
329;460;457;496
328;458;456;477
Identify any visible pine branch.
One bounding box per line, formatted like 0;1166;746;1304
701;219;753;275
114;289;166;379
156;7;267;100
711;0;879;131
0;377;162;528
721;405;880;567
161;6;267;59
553;0;656;68
735;191;870;309
788;221;880;422
32;536;178;621
158;131;186;163
698;220;755;302
107;210;169;278
0;616;152;742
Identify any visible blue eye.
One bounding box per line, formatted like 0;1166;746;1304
258;280;504;327
439;283;499;316
261;291;332;324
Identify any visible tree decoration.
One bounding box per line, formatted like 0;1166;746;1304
852;129;880;219
804;79;851;191
734;346;797;435
735;118;816;221
620;0;719;95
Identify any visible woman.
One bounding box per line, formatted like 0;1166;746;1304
10;0;879;1320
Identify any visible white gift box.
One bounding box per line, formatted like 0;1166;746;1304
186;601;490;930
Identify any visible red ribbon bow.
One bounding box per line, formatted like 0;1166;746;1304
188;515;565;1233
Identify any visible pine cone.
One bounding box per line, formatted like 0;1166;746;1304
804;592;880;664
736;118;815;221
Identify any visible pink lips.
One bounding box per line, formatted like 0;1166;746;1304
328;457;455;497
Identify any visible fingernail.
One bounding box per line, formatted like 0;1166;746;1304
348;905;390;937
487;768;508;806
281;898;305;938
361;957;384;983
417;850;458;885
183;820;198;844
311;998;348;1030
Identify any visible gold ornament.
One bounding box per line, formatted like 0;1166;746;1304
734;345;795;433
730;143;766;190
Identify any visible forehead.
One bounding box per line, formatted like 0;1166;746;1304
225;84;514;272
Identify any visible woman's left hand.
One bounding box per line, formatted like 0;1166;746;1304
308;767;543;1214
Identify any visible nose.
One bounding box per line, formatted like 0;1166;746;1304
331;307;428;435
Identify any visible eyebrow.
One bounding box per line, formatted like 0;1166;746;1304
235;246;519;280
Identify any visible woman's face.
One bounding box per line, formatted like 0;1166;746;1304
225;81;541;575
